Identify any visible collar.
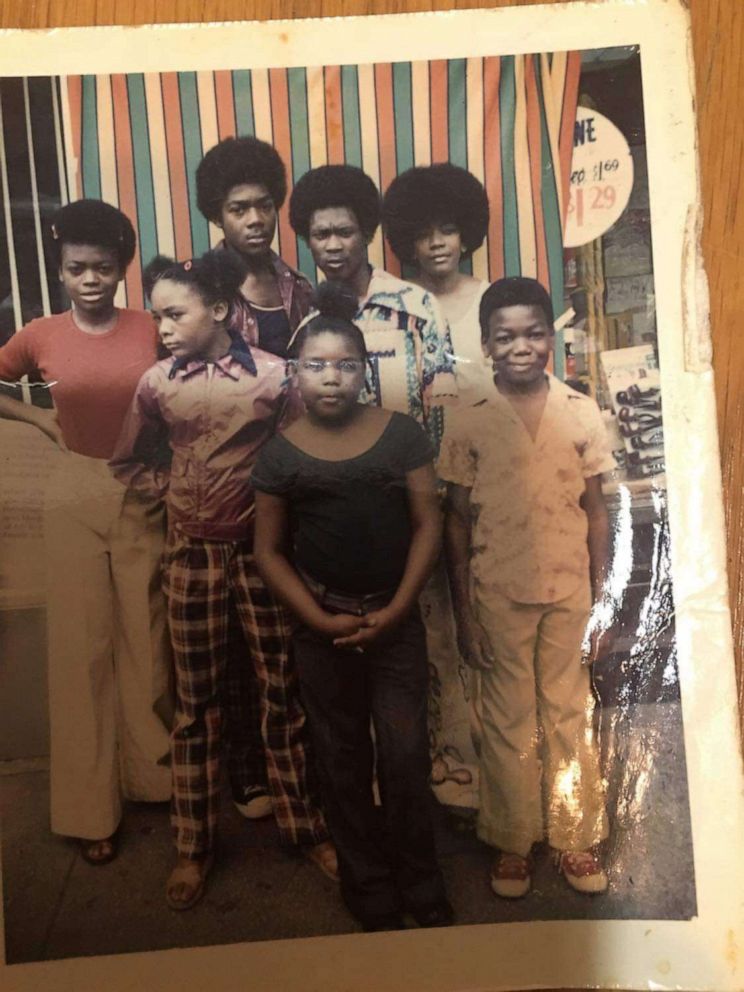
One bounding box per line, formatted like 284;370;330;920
168;337;258;380
485;372;584;408
360;267;395;307
358;268;432;321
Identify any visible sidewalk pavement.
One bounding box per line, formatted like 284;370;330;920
1;702;696;965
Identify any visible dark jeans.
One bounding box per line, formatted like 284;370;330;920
294;607;447;923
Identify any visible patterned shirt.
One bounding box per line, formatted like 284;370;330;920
438;374;615;604
355;269;458;452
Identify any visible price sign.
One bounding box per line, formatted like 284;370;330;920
564;107;634;248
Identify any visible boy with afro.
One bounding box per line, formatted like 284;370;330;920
289;165;481;824
196;137;317;822
196;136;314;360
288;163;457;449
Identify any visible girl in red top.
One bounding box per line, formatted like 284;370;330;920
0;200;172;865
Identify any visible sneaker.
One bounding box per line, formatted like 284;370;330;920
555;849;608;894
233;786;273;820
490;851;531;898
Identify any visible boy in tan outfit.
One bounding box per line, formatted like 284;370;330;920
439;276;613;898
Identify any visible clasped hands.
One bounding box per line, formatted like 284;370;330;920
316;606;403;650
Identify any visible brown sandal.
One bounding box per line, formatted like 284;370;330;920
78;835;117;866
165;854;214;911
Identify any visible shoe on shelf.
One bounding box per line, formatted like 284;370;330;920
490;851;531;899
232;785;273;820
555;849;608;894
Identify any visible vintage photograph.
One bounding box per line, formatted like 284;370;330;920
0;4;741;992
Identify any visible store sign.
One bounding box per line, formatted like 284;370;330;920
564;107;634;247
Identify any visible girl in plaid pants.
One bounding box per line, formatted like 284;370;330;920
111;250;335;910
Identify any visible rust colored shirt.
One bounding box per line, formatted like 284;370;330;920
110;344;299;541
0;309;159;459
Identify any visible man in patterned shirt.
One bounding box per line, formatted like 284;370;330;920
440;276;613;900
288;164;457;450
288;165;474;824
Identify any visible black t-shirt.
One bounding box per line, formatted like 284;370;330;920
252;411;434;594
254;305;292;358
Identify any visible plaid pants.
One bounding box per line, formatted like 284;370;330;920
223;606;267;795
163;534;328;858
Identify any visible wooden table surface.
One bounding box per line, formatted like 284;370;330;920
0;2;741;989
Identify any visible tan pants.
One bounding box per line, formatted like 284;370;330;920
475;581;608;855
44;455;172;840
420;558;481;809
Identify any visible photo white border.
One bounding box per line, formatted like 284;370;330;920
2;2;743;989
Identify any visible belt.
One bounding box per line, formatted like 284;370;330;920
298;568;395;616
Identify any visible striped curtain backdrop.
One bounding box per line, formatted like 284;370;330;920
0;53;580;362
0;77;69;346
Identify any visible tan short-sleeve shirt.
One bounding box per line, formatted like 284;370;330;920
438;374;616;604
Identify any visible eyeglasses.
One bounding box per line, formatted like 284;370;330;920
296;359;365;374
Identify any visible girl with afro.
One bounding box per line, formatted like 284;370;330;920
382;166;494;808
0;200;172;865
382;163;492;404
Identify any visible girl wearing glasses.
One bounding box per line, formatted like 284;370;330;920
253;282;452;934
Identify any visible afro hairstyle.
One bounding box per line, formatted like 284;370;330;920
381;163;490;264
289;165;381;242
479;277;555;341
50;199;136;270
196;136;288;223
